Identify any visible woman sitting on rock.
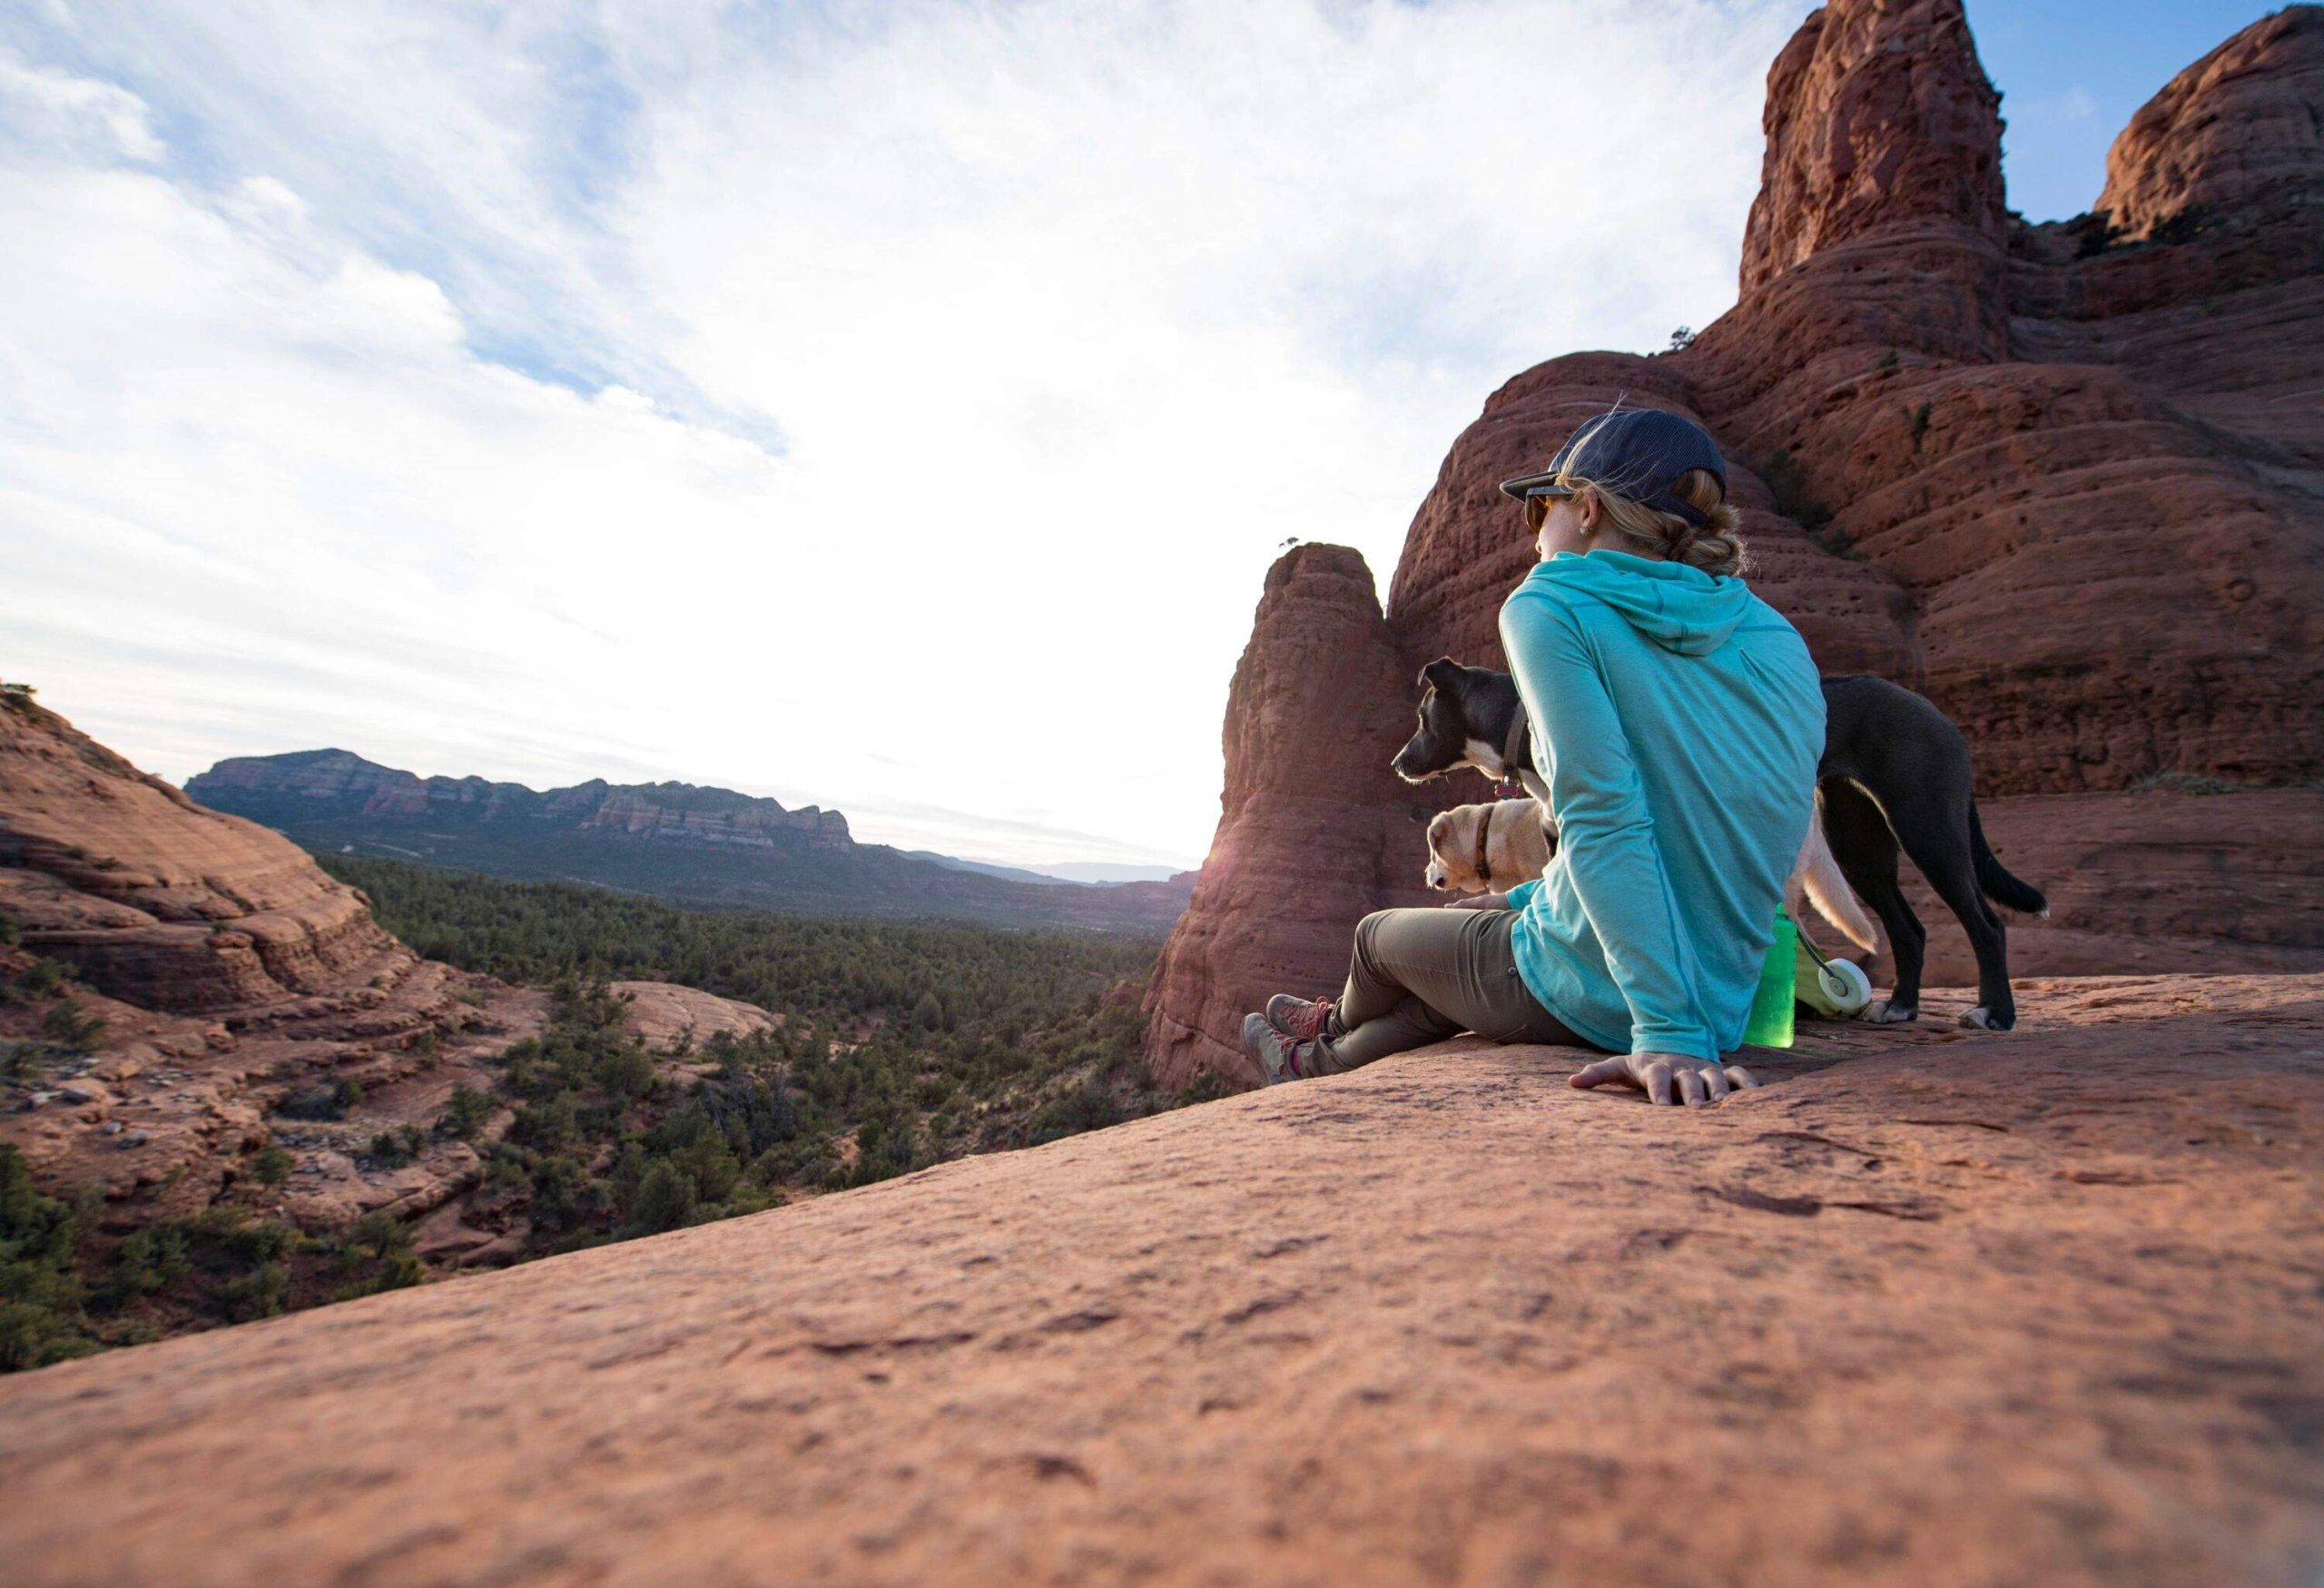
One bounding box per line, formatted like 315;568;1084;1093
1245;408;1825;1106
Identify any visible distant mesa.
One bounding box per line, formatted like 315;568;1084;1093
184;749;1194;935
188;748;853;850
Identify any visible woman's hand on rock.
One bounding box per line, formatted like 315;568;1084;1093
1570;1050;1758;1107
1440;892;1509;911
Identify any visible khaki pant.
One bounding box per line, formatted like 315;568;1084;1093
1328;907;1599;1069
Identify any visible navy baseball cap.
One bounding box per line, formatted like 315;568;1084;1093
1497;408;1728;528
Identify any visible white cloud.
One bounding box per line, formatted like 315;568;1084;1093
0;1;1798;867
0;53;163;163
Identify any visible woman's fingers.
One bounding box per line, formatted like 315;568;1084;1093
1569;1057;1632;1090
1643;1060;1675;1106
1574;1055;1759;1104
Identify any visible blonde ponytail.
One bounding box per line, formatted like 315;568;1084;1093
1564;467;1747;578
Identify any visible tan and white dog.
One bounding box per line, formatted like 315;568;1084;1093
1423;795;1878;952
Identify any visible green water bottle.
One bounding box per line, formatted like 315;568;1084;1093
1743;912;1797;1049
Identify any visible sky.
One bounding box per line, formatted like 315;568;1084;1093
0;0;2278;871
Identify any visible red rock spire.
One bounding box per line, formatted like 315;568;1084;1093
1141;545;1431;1090
1738;0;2005;293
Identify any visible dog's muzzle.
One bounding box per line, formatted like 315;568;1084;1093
1393;744;1452;784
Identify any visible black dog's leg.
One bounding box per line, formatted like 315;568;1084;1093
1881;785;2016;1031
1821;778;1925;1023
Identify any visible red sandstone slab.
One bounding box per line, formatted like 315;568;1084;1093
5;973;2319;1586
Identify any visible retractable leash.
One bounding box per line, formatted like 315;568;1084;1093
1794;922;1874;1018
1743;912;1877;1049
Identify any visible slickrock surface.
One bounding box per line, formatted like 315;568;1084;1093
0;698;772;1248
0;701;405;1013
606;980;781;1049
1148;0;2324;1087
6;973;2321;1587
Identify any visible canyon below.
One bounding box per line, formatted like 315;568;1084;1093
5;1;2324;1583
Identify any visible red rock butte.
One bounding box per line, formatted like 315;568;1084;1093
1145;0;2324;1091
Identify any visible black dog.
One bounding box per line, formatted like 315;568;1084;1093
1393;659;2047;1031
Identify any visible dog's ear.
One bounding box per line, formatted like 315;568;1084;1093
1419;657;1462;693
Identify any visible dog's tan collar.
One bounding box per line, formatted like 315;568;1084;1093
1472;803;1494;890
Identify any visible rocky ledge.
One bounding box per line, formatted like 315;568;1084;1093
5;972;2319;1586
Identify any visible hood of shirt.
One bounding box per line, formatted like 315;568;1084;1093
1524;549;1754;656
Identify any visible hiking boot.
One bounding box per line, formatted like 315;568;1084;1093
1243;1011;1338;1086
1264;993;1336;1042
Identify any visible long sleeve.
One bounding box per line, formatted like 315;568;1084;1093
1499;588;1715;1058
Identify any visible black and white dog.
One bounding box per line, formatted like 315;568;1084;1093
1392;659;2047;1031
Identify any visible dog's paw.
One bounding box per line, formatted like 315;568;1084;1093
1957;1006;2012;1031
1862;1000;1919;1025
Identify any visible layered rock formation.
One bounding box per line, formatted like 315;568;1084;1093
1384;352;1923;684
190;748;1194;935
189;749;852;846
1148;0;2324;1086
1739;0;2006;294
7;974;2322;1585
0;695;770;1239
1;702;404;1013
2095;5;2324;242
1683;0;2324;794
1144;547;1433;1090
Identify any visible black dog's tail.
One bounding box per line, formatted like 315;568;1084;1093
1970;804;2048;917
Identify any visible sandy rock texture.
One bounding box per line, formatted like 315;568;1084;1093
1680;0;2324;794
5;972;2320;1587
608;980;781;1049
1143;547;1436;1091
0;697;405;1012
1147;1;2324;1086
1896;785;2324;985
1739;0;2005;293
0;699;773;1259
2096;6;2324;242
0;694;517;1229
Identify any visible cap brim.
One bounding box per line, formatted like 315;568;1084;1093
1496;471;1572;503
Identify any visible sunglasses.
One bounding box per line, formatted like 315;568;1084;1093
1522;490;1566;533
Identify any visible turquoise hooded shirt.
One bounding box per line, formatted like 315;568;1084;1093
1498;550;1824;1060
